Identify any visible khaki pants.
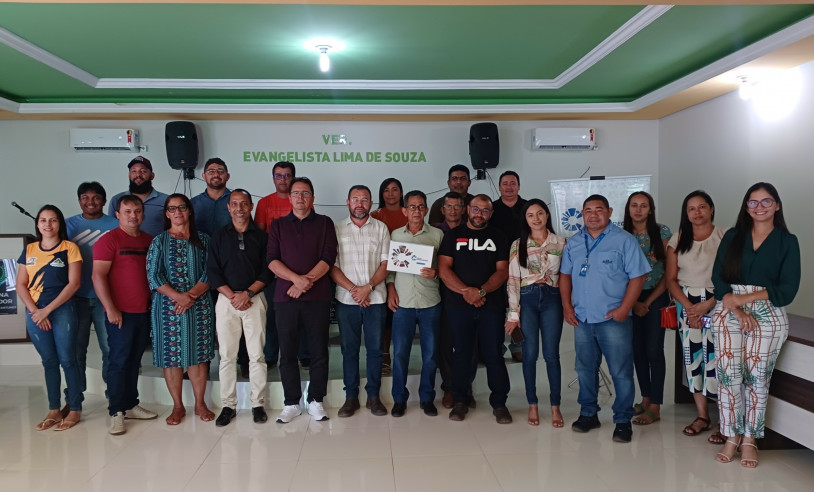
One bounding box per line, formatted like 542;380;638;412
216;293;267;408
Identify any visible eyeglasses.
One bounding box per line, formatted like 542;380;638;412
470;206;491;216
406;205;427;211
442;204;464;210
205;169;227;175
166;204;189;212
273;173;292;180
290;191;313;198
349;198;371;204
449;176;470;182
238;232;245;251
747;198;775;209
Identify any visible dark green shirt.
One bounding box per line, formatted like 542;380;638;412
712;227;800;307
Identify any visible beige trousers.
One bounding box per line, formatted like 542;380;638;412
216;293;267;408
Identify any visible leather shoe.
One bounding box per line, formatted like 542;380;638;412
572;414;601;433
468;395;477;409
449;403;468;421
391;402;407;418
338;397;360;418
612;422;633;443
420;401;438;416
215;407;236;427
493;406;513;424
252;406;268;424
442;392;454;409
366;396;388;416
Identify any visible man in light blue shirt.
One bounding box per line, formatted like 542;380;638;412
108;156;169;237
190;158;232;236
560;194;650;443
66;181;119;400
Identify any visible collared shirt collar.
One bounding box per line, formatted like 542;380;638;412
285;209;316;222
581;221;615;240
398;222;429;236
204;187;231;202
343;215;373;228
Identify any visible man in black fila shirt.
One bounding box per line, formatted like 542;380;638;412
438;194;512;424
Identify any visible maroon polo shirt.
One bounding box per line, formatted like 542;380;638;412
267;210;338;303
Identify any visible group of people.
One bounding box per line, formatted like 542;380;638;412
17;155;799;466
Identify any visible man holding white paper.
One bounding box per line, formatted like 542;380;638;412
386;190;444;417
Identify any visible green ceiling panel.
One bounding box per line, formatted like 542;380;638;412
0;3;813;107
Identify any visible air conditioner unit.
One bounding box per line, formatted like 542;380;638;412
532;128;596;150
70;128;138;151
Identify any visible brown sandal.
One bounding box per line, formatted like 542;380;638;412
682;416;711;436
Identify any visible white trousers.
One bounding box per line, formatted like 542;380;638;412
216;293;267;408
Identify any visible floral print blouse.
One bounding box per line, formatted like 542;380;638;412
506;232;566;322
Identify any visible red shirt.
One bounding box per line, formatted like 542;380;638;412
370;207;408;233
254;193;292;233
93;227;153;313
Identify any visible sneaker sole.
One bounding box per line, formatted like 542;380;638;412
572;423;601;433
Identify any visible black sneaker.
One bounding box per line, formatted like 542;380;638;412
572;414;601;433
612;422;633;443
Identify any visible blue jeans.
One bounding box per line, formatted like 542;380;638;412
574;317;635;423
519;283;564;406
336;302;385;399
391;303;441;403
26;301;83;411
72;296;109;395
447;306;510;409
106;312;151;415
632;289;669;405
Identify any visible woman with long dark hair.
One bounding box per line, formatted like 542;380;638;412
623;192;672;425
665;190;726;443
504;199;566;427
147;193;215;425
711;183;800;467
16;205;83;430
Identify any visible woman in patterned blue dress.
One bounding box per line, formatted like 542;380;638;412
147;194;214;425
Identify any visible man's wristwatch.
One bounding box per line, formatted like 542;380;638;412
246;289;256;299
478;288;487;298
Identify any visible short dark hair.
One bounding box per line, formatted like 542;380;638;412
204;157;227;172
583;194;609;209
348;185;372;199
273;161;295;176
443;191;464;204
230;188;252;204
404;190;427;206
77;181;106;200
448;164;470;179
117;194;144;212
498;170;520;185
34;205;68;242
290;177;313;194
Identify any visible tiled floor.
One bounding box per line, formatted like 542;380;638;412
2;334;814;491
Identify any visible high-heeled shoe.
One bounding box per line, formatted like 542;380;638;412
740;442;759;468
715;436;742;463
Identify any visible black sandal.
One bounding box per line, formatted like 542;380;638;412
683;416;711;436
708;430;726;444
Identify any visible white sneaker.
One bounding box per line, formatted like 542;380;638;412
276;404;302;423
109;412;126;435
125;405;158;420
308;401;329;421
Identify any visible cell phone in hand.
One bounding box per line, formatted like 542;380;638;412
700;315;711;329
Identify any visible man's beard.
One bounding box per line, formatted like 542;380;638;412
351;209;369;220
129;179;153;194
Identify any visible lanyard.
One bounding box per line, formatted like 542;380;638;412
583;231;606;264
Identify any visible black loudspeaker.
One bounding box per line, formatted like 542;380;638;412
165;121;199;170
469;122;499;170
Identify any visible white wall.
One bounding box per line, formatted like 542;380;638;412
660;60;814;317
0;119;658;230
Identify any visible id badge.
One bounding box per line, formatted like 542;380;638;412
579;262;589;277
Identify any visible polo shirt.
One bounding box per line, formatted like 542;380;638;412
66;213;119;298
560;222;651;324
267;210;337;303
334;216;390;305
207;221;274;292
387;223;444;309
191;188;231;236
108;189;169;238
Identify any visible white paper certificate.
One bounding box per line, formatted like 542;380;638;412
386;240;435;275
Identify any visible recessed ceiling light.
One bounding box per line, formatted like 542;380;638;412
304;38;345;73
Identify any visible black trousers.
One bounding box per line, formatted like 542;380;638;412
275;300;330;406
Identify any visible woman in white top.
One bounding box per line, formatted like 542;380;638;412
665;190;726;444
505;199;567;427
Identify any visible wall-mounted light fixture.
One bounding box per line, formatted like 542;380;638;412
304;38;346;73
736;69;802;121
